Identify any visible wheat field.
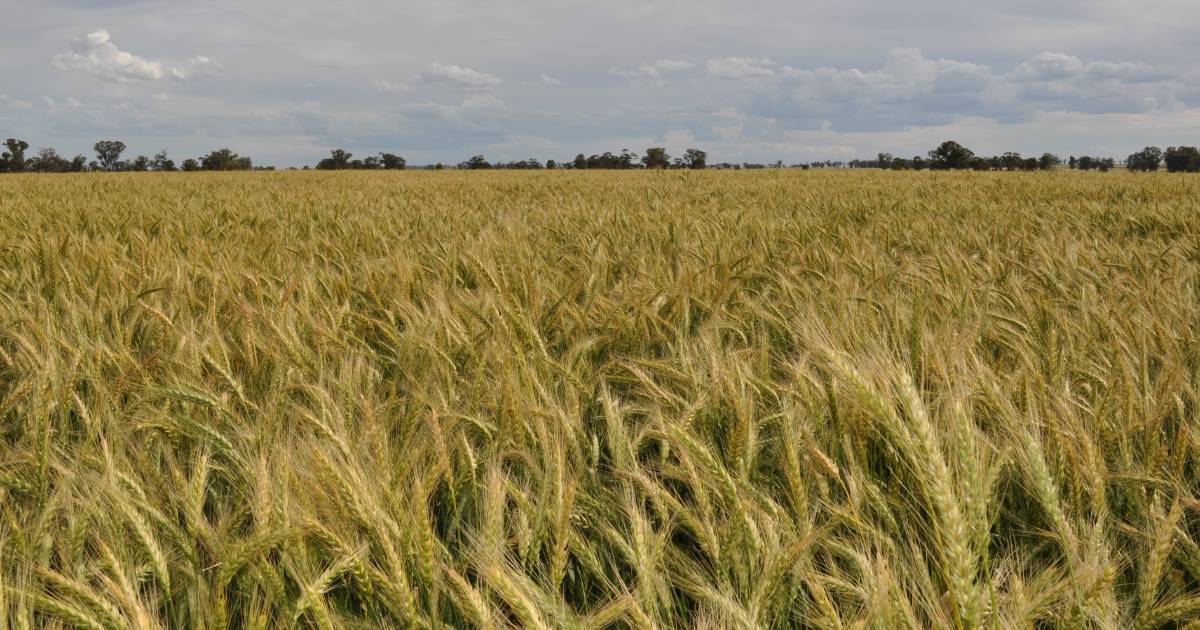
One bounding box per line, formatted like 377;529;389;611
1;170;1199;628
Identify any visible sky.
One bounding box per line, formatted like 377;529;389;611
1;0;1198;167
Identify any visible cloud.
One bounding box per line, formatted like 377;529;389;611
169;56;219;82
52;30;216;83
707;57;775;79
372;79;409;94
540;74;564;86
611;59;694;79
52;30;165;81
0;94;34;110
413;63;500;88
751;48;1184;132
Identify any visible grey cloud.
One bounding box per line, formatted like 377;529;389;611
611;60;694;79
754;48;1184;132
411;63;501;89
707;58;775;80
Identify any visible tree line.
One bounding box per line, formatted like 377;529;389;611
4;136;1200;173
856;141;1200;172
0;139;262;173
310;147;711;171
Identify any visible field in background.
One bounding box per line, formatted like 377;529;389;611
2;170;1200;628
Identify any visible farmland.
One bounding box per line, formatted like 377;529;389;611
2;170;1200;628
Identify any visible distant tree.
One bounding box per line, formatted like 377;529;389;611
572;154;587;169
70;155;88;172
1000;152;1023;171
0;138;30;172
316;149;353;170
682;148;707;170
200;148;252;171
1039;153;1061;170
546;159;556;170
181;158;200;172
928;141;974;170
151;151;176;172
642;147;670;169
1164;146;1200;173
460;155;492;170
1126;146;1163;172
130;155;151;172
94;140;126;171
27;147;69;172
379;153;406;170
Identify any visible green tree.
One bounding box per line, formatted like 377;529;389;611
151;151;176;172
1;138;30;172
200;148;252;171
1038;153;1061;170
1126;147;1162;172
1164;146;1200;173
682;148;707;170
317;149;353;170
928;141;974;170
379;153;406;170
460;155;491;170
642;147;670;169
94;140;126;171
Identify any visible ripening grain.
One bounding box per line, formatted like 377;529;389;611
1;170;1199;628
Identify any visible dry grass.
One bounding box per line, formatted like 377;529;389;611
1;169;1199;628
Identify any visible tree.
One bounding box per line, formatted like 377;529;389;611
130;155;151;172
1039;153;1061;170
200;148;252;171
379;153;406;170
1000;152;1023;171
1068;156;1077;170
151;151;176;172
70;155;88;172
0;138;30;172
181;158;200;172
642;147;670;169
29;148;71;173
928;141;974;170
1164;146;1200;173
460;155;491;170
682;148;707;170
546;159;556;170
317;149;353;170
94;140;126;171
1126;146;1163;172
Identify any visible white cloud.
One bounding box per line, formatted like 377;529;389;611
52;30;216;83
53;30;165;82
707;57;775;79
413;63;500;88
169;56;219;82
540;74;564;86
611;59;694;79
